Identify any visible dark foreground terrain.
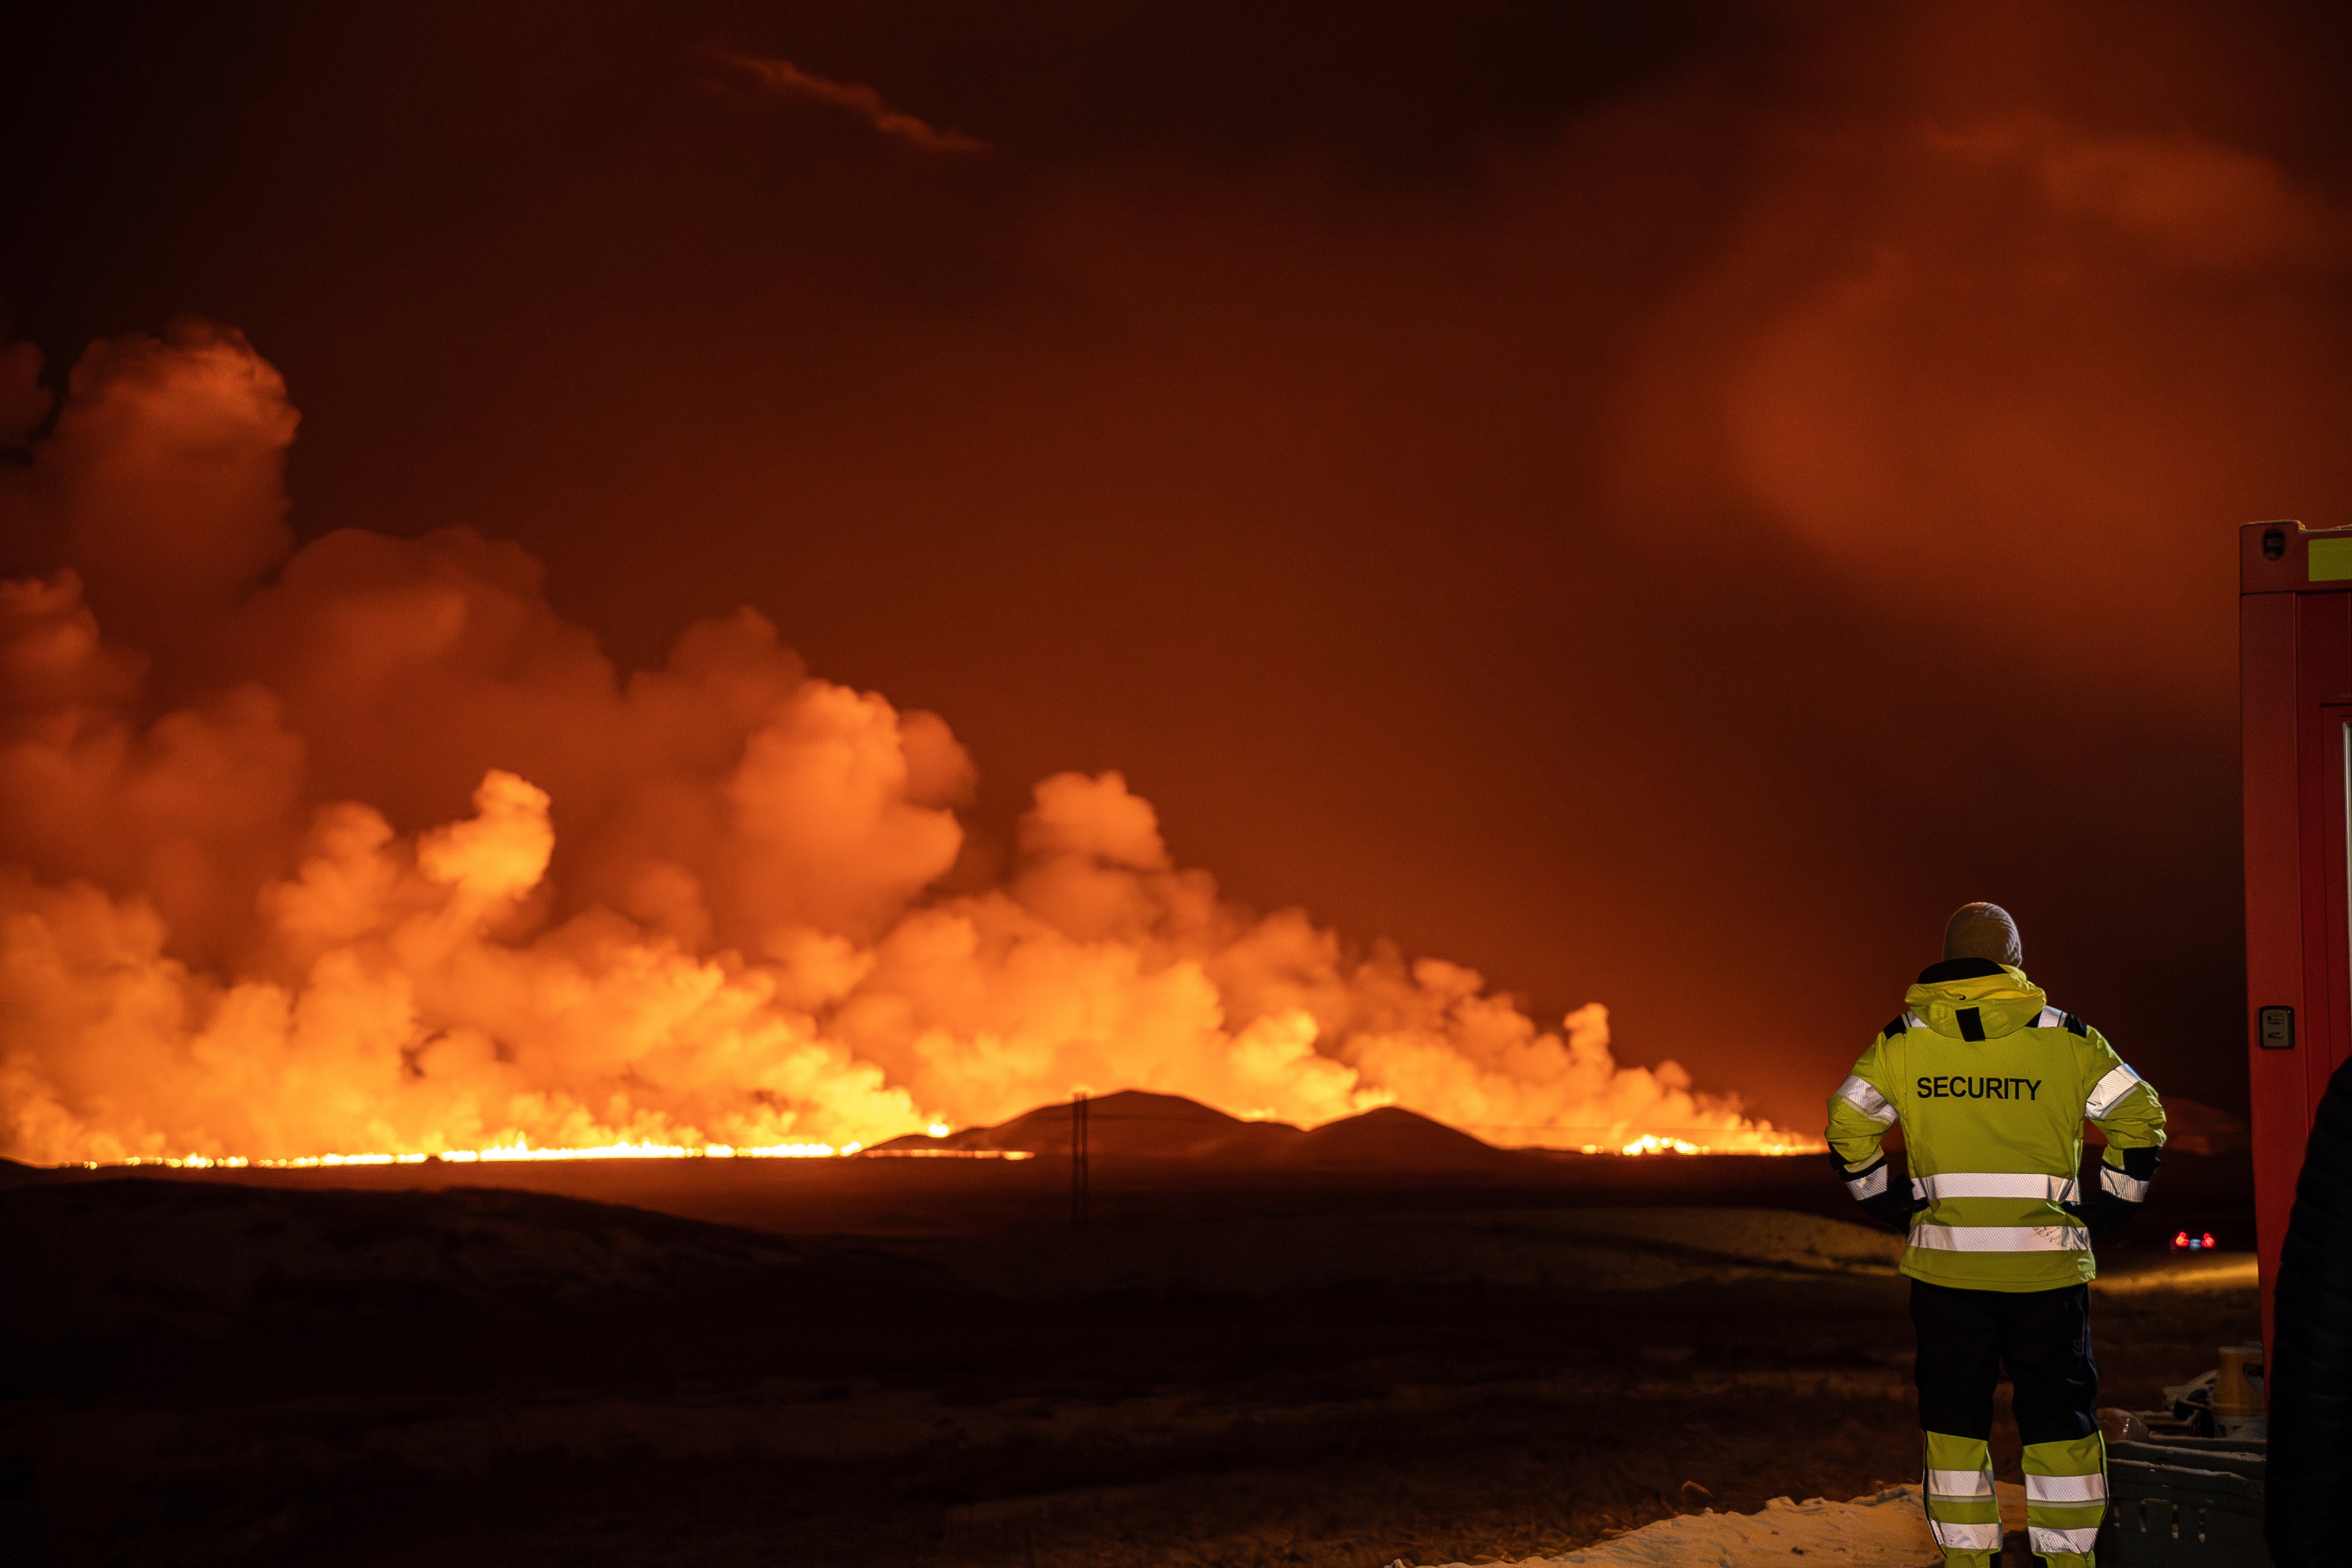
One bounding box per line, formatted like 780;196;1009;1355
0;1144;2256;1567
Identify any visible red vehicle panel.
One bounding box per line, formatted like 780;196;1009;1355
2240;519;2352;1358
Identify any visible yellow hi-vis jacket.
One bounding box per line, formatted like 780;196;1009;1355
1826;961;2167;1292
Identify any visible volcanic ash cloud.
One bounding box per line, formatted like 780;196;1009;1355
0;324;1799;1163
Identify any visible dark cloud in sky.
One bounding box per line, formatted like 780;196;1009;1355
702;52;990;156
6;0;2351;1127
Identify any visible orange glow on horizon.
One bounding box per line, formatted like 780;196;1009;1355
66;1116;1819;1170
80;1138;1062;1169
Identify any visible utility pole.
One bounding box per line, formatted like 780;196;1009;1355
1070;1089;1089;1230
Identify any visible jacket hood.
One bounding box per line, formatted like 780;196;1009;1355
1902;964;2049;1039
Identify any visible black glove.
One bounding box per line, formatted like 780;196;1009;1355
1834;1153;1917;1234
1861;1187;1921;1233
2071;1147;2162;1245
2073;1192;2138;1245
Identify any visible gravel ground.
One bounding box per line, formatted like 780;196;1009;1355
0;1168;2255;1566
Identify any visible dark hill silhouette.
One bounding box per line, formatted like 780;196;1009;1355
868;1090;1512;1169
1284;1105;1512;1169
872;1090;1300;1158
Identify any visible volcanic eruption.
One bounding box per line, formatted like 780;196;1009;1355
0;321;1804;1167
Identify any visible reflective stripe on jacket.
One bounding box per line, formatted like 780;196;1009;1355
1825;962;2166;1291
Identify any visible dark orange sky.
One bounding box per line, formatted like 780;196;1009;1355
7;0;2351;1127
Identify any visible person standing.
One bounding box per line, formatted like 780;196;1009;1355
2267;1051;2352;1565
1827;903;2166;1568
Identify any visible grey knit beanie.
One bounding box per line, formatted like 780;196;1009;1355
1944;902;2022;966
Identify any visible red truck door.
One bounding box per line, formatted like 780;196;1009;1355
2241;519;2352;1357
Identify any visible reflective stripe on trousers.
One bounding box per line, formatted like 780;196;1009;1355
2024;1434;2106;1567
1927;1468;1991;1497
2030;1525;2101;1557
1929;1518;2002;1554
1922;1430;2000;1562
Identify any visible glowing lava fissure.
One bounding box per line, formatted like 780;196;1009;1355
81;1119;1807;1172
89;1141;1037;1170
0;324;1816;1169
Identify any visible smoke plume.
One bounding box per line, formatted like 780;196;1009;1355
0;325;1788;1163
707;52;990;155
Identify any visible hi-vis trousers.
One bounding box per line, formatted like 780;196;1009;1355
1912;1280;2107;1567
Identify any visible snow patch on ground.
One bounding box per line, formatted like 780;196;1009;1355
1412;1481;2027;1566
